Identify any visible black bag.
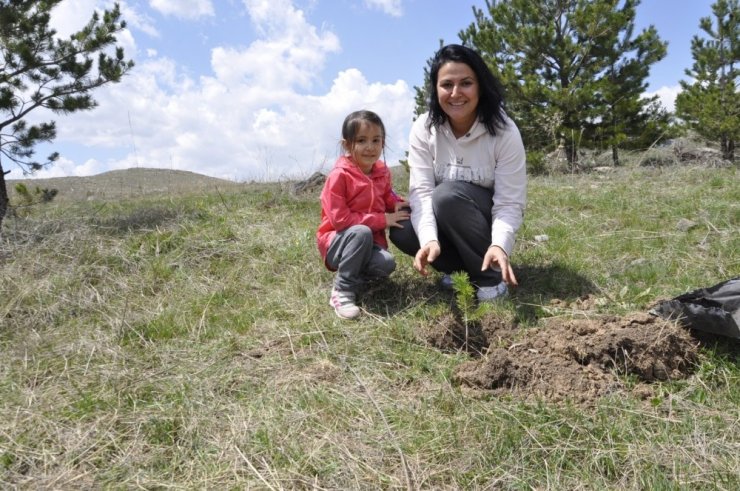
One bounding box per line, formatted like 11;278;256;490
649;277;740;339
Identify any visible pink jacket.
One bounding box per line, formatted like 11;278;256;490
317;156;399;270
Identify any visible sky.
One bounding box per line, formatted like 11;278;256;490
10;0;717;182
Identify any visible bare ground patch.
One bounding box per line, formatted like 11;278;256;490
424;311;699;404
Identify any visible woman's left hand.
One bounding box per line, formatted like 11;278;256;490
482;245;518;287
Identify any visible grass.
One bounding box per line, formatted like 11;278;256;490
1;163;738;489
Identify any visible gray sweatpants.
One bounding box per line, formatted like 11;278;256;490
389;180;502;287
326;224;396;293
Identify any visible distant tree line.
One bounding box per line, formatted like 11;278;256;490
414;0;738;170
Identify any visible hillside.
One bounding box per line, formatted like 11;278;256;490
7;167;243;203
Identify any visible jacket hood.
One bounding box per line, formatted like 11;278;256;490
334;155;385;177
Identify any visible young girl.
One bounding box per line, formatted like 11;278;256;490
317;110;410;319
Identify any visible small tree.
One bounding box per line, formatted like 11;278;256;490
14;182;57;207
675;0;739;162
0;0;134;228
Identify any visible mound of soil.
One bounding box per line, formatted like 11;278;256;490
425;312;699;404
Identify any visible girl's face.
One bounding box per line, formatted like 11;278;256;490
436;61;479;135
344;121;384;174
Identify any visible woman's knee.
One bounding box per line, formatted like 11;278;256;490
433;182;470;221
389;220;419;256
434;180;474;204
433;181;491;223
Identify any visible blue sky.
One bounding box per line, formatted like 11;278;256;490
14;0;716;182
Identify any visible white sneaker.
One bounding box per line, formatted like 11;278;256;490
329;289;360;319
476;282;508;302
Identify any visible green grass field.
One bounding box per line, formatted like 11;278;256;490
1;163;738;489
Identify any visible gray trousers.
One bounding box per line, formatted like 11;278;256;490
389;180;502;287
326;224;396;293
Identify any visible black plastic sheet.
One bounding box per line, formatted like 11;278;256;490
649;277;740;339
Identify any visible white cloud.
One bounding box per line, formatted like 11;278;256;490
644;85;682;113
51;1;157;39
149;0;214;19
16;0;415;182
118;2;160;37
211;0;341;90
364;0;403;17
6;155;112;180
49;0;100;37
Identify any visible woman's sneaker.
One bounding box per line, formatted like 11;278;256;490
439;274;453;291
329;289;361;319
476;282;508;302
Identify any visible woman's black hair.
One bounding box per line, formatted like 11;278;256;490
427;44;507;135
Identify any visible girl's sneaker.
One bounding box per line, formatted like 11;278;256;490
329;289;360;319
476;282;508;302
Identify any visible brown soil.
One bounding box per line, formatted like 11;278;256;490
425;311;699;404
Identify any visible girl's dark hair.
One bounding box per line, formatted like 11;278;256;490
341;110;386;148
427;44;507;135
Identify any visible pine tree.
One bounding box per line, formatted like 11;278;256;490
595;14;670;166
412;39;445;119
0;0;134;228
675;0;739;162
460;0;667;169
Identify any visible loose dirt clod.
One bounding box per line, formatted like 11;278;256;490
425;312;699;404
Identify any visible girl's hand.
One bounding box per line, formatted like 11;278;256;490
413;240;440;276
393;199;409;212
385;208;410;228
482;245;518;286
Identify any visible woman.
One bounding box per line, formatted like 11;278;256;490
390;44;527;301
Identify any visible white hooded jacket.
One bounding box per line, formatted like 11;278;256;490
407;112;527;256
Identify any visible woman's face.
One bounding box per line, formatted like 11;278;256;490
436;61;479;133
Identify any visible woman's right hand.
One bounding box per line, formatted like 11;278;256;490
413;240;440;276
